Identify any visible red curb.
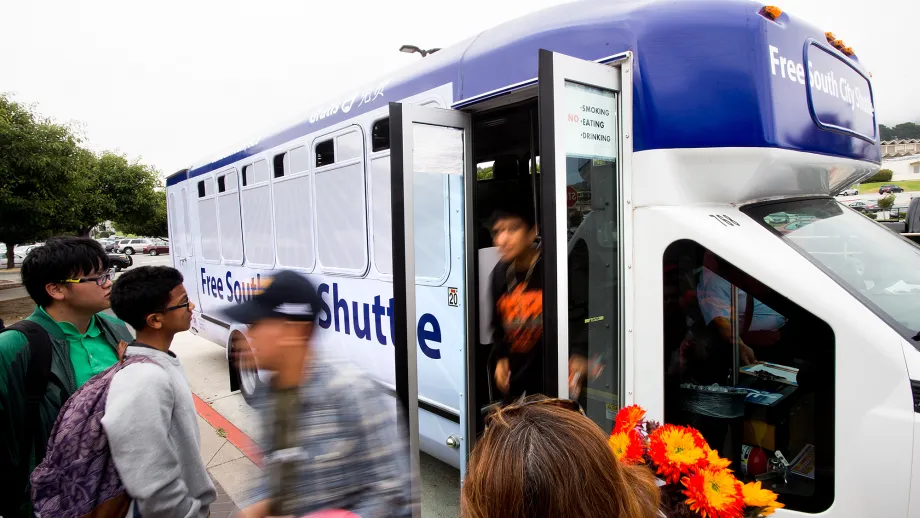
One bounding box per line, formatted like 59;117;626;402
193;393;263;467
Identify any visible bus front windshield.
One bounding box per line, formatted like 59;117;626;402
746;198;920;340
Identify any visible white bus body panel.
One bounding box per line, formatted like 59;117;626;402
628;149;914;516
175;84;466;468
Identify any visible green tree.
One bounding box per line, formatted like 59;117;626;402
865;169;893;183
65;150;163;237
113;189;167;238
878;193;896;210
880;122;920;141
0;94;82;268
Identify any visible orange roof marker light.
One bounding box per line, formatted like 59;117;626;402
761;5;782;20
826;31;855;56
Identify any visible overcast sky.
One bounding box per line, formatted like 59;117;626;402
2;0;916;178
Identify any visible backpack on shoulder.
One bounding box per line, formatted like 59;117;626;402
30;341;157;518
0;320;53;514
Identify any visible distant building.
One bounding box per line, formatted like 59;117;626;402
882;139;920;158
881;153;920;181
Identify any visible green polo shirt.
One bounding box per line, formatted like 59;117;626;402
45;308;119;387
1;307;119;389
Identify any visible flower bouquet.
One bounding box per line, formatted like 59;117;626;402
608;405;783;518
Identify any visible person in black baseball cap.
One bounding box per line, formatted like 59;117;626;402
229;270;416;518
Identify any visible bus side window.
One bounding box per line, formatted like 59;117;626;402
273;146;315;270
314;129;368;275
197;176;221;262
241;159;274;267
662;240;834;513
216;170;243;264
316;139;335;167
372;118;389;152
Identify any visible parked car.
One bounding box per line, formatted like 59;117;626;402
108;253;133;272
836;187;858;196
118;238;154;255
143;242;170;256
879;184;904;194
846;200;877;213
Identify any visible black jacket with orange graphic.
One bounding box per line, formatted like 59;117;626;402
490;253;590;402
490;257;545;401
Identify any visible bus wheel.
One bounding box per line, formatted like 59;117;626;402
230;331;260;404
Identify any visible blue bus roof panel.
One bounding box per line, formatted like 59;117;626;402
186;0;879;179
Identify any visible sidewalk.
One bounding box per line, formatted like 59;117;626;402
197;412;255;517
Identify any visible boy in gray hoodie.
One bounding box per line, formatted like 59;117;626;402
103;266;216;517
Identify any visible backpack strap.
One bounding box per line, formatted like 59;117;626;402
0;320;53;464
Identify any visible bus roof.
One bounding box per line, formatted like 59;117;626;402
170;0;879;186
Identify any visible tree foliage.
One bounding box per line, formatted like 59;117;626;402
880;122;920;141
0;94;82;266
877;193;896;210
66;151;164;237
113;189;167;238
0;94;165;268
865;169;893;183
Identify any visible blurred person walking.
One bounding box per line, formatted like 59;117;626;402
462;395;660;518
228;270;416;518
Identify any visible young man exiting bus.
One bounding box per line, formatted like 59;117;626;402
229;270;416;518
489;203;588;404
0;237;132;517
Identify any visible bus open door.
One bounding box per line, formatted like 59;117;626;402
388;49;632;511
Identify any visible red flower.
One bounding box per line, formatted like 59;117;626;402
609;429;645;464
682;467;745;518
648;424;708;483
613;404;647;433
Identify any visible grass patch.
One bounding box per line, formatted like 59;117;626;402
858;180;920;195
215;427;227;438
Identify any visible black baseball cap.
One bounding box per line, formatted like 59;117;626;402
219;270;321;324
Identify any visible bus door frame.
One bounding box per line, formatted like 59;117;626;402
537;49;635;406
389;102;476;496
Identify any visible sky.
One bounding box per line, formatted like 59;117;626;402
1;0;917;178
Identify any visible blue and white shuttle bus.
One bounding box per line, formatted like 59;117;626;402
166;0;920;514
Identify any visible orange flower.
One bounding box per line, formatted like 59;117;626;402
648;424;708;483
609;429;645;464
742;481;784;516
613;404;646;433
682;467;744;518
704;445;732;470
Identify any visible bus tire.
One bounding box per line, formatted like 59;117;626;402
230;331;260;404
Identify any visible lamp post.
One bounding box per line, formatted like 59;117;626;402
399;45;441;57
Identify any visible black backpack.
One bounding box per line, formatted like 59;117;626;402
0;320;53;514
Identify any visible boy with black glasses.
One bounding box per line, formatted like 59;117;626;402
103;265;216;517
0;237;133;517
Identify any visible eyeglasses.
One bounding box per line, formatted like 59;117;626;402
162;301;191;313
61;269;114;287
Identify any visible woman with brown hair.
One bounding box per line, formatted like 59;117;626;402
462;396;661;518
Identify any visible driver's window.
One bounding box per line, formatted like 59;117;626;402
662;240;834;514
